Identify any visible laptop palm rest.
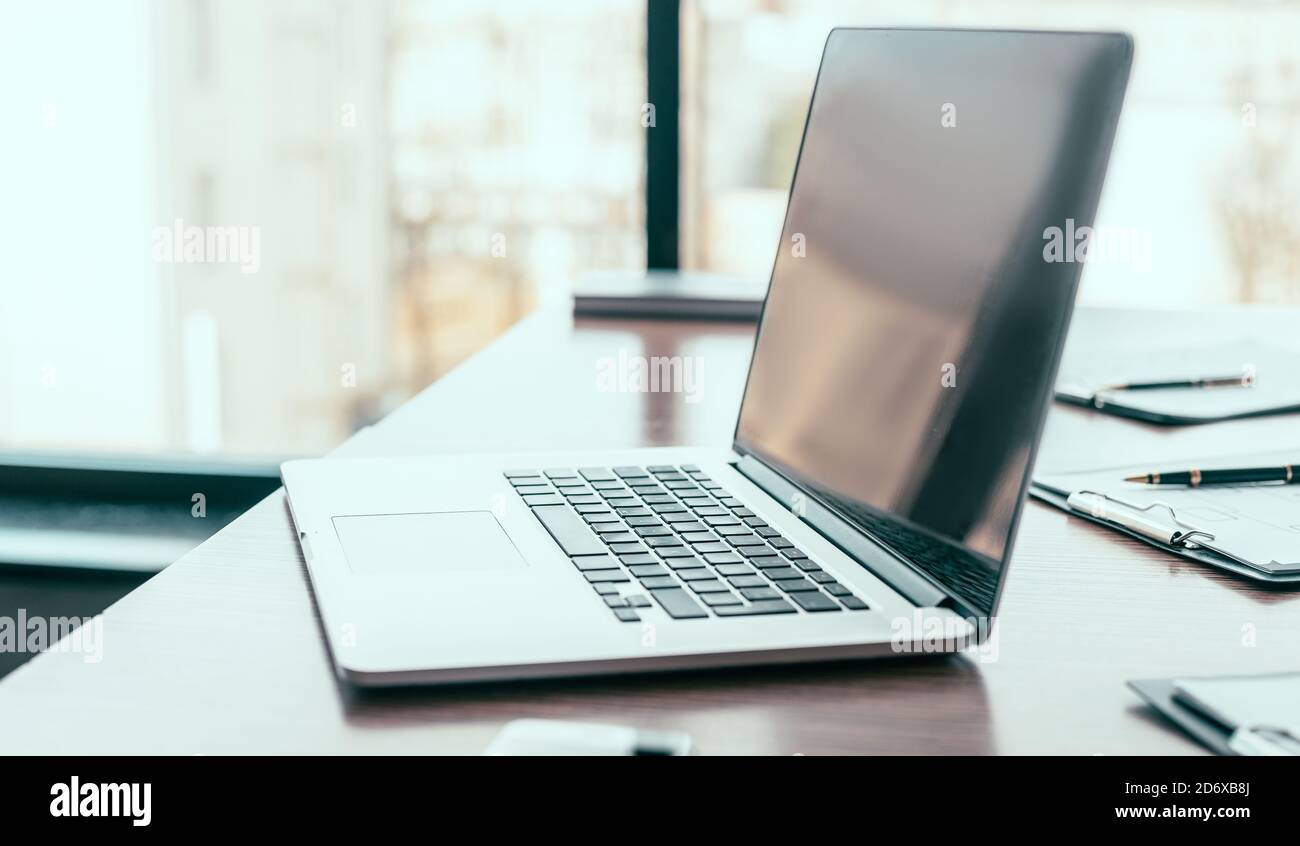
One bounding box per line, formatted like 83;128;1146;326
332;512;527;575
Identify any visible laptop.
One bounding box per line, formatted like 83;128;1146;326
282;28;1132;686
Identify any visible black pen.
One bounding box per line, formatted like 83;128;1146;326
1100;372;1254;392
1125;464;1297;486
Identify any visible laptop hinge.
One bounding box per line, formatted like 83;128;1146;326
735;454;952;609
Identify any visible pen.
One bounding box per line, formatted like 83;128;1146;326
1099;372;1254;392
1125;464;1297;486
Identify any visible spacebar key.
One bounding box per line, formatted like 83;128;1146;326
532;505;607;556
649;587;708;619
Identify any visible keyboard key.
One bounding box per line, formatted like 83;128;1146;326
739;587;782;601
775;578;819;593
663;557;703;570
703;552;741;565
616;506;650;517
640;575;679;590
628;564;668;578
522;494;564;506
714;563;754;576
580;468;617;481
694;542;731;554
644;536;682;548
625;595;652;608
727;575;768;589
641;494;675;504
682;532;719;544
592;583;620;595
782;548;809;560
513;485;551;496
714;599;796;616
571;554;619;571
554;478;588;489
651;503;687;514
544;468;578;479
646;465;677;473
605;497;639;507
619;553;659;565
635;526;673;537
694;506;728;517
769;538;795;549
532;504;607;555
728;534;767;547
701;592;743;607
649;587;708;619
590;480;624;491
674;568;714;582
601;532;639;544
839;596;870;610
744;517;768;528
792;560;821;572
657;546;697;559
738;546;777;558
609;543;646;555
503;469;538;478
679;464;700;472
662;512;698;524
810;572;837;584
585;570;629;584
714;524;749;535
687;579;730;593
755;527;780;537
594;523;630;535
733;508;755;518
680;497;713;508
789;591;841;612
603;596;628;608
749;556;786;569
613;466;649;478
576;504;613;515
824;583;852;596
625;516;662;528
670;521;706;534
612;607;641;622
764;566;802;580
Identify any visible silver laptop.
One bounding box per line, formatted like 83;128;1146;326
282;28;1132;686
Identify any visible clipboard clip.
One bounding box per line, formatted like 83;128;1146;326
1065;490;1217;547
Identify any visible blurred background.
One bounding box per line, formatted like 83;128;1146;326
2;0;1298;462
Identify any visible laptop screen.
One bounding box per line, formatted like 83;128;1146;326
734;29;1131;616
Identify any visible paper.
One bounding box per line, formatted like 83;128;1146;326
1174;673;1300;752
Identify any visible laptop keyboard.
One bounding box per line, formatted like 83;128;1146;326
505;465;870;623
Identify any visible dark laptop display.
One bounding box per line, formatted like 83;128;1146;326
735;29;1132;616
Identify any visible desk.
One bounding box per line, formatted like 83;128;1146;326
1;307;1297;755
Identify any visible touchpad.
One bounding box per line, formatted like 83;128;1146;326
333;511;527;575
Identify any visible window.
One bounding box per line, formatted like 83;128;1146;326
680;0;1300;307
1;0;645;459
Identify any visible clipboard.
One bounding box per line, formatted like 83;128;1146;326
1054;340;1300;425
1030;456;1300;585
